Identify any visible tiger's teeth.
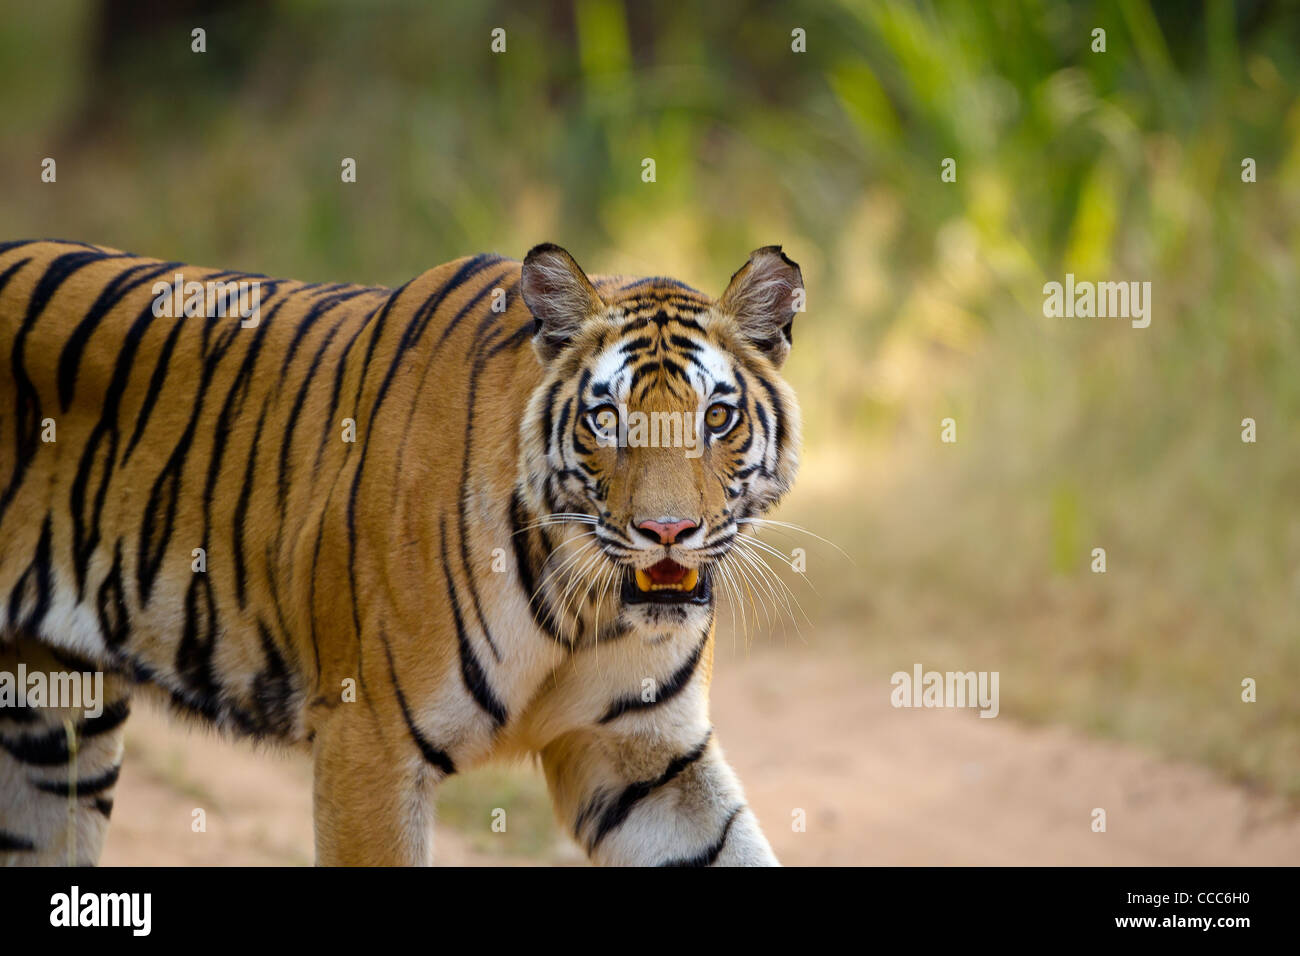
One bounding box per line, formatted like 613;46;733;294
633;567;700;592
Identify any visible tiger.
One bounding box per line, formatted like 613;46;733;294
0;238;803;866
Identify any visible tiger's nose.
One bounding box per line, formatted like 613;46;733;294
634;518;700;546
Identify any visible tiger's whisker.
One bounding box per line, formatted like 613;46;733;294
737;518;854;564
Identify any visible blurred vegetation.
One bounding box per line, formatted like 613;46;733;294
1;0;1297;816
437;764;567;860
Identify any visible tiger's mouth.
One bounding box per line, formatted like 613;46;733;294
622;558;711;605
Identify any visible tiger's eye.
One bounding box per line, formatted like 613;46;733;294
592;405;618;431
705;403;731;430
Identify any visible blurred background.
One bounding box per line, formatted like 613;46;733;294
2;0;1298;864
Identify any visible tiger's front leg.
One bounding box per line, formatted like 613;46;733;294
541;723;778;867
309;700;438;866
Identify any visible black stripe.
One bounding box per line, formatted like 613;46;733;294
0;255;33;300
618;335;654;355
95;539;129;647
165;684;224;725
312;297;386;474
485;319;532;358
360;255;503;427
135;313;243;602
275;295;361;512
7;515;54;634
245;620;296;738
263;539;300;682
174;564;220;703
0;727;71;766
616;277;703;295
658;806;743;867
277;286;372;377
753;373;788;474
594;615;631;643
666;333;702;354
554;392;572;449
586;730;713;851
299;298;394;682
434;268;510;349
33;763;121;798
0;238;83;256
279;293;393;693
379;633;456;775
340;278;414;423
346;258;500;642
599;629;708;723
509;489;563;644
0;830;36;852
753;401;770;468
387;278;514;511
82;698;131;738
627;355;688;389
622;312;705;335
730;376;754;457
353;258;496;424
57;260;178;410
539;379;565;462
304;517;331;682
440;519;507;727
121;268;244;461
671;317;708;334
0;698;131;767
2;251;115;526
120;320;184;460
69;294;179;597
46;647;100;672
276;318;345;510
452;314;512;662
232;408;268;608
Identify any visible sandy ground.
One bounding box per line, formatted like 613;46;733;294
100;630;1300;866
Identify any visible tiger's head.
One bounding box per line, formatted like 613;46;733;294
518;244;802;639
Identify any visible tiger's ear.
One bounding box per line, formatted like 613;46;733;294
718;246;803;367
521;243;606;361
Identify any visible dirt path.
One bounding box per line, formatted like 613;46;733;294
101;632;1300;866
99;713;547;867
711;633;1300;865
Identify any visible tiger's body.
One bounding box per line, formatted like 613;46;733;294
0;238;802;866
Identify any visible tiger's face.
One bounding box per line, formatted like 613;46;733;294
519;244;802;637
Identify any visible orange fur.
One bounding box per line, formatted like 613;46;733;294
0;239;801;865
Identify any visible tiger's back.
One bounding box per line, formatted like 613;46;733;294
2;241;373;734
0;240;539;861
